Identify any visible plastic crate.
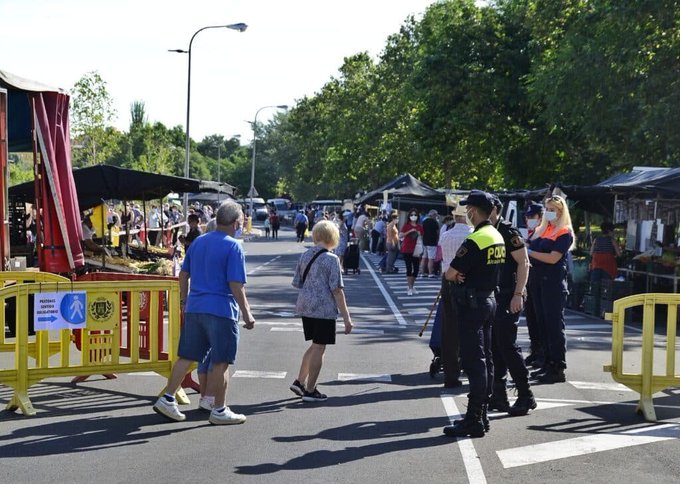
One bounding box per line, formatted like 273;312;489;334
583;294;601;317
600;279;634;301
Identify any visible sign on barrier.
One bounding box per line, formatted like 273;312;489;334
34;291;88;330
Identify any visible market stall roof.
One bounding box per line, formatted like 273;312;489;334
357;173;445;205
9;164;235;209
0;69;66;153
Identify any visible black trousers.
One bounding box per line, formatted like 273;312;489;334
296;223;307;241
524;290;543;356
457;296;495;403
492;293;529;386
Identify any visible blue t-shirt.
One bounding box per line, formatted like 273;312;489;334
181;231;247;320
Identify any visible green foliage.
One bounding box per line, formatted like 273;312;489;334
63;2;680;200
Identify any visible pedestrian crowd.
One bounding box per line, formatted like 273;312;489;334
151;191;580;441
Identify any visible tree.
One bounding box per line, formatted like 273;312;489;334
70;71;118;166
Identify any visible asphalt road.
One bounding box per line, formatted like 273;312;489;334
1;224;679;483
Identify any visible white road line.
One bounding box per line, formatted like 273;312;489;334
232;370;287;379
496;423;680;469
337;373;392;382
247;255;282;275
397;295;439;301
348;329;385;335
441;395;487;484
256;321;302;326
360;254;407;326
566;324;612;331
270;327;303;332
569;381;633;392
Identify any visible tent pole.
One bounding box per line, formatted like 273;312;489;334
160;196;165;248
143;198;148;252
101;200;106;269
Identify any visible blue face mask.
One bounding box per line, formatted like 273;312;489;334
234;227;243;238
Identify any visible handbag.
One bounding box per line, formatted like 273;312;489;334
412;235;424;258
433;245;443;263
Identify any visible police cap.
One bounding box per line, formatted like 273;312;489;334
525;203;544;217
460;190;494;212
490;194;503;213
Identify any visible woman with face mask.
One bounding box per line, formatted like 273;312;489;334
522;203;546;369
400;209;424;296
526;195;574;384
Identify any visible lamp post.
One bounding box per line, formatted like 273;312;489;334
249;104;288;226
169;22;247;232
212;143;222;184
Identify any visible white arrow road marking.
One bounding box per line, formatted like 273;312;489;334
497;423;680;469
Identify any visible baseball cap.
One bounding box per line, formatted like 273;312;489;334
490;194;503;212
525;203;544;217
459;190;494;212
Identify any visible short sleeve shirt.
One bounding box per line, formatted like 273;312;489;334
181;231;247;320
422;218;440;246
400;223;424;254
292;246;344;319
450;221;505;291
529;225;573;277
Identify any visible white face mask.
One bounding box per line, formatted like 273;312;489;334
465;210;475;226
409;215;418;222
526;219;540;229
544;211;558;222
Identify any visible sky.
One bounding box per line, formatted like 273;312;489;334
0;0;437;143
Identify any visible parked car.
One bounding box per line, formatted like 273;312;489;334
266;198;295;223
238;197;268;221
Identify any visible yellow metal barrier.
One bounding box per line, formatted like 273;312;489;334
0;279;183;416
0;271;71;357
604;293;680;421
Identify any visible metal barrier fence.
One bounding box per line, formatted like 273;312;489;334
604;293;680;421
0;276;181;416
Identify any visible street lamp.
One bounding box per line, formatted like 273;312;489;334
169;22;247;231
249;104;288;225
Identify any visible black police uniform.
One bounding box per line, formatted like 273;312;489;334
488;217;536;415
444;220;504;437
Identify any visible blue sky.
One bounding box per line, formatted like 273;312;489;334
1;0;436;143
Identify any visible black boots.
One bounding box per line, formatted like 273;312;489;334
536;366;566;384
444;400;486;438
487;380;510;412
508;386;537;416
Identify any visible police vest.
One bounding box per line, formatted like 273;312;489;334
468;224;506;265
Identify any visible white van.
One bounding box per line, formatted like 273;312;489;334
311;199;344;215
267;198;295;223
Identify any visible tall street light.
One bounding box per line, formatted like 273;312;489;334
249;104;288;224
212;143;222;184
169;22;247;230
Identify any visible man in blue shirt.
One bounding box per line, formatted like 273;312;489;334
295;210;309;242
153;200;256;425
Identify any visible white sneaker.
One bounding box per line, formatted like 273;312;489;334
153;396;186;422
407;288;413;296
209;407;247;425
412;287;419;295
199;396;215;412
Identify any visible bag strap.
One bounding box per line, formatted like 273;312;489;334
302;248;328;285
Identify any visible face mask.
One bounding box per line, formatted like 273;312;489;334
544;211;558;222
409;215;418;222
527;219;540;229
466;210;475;226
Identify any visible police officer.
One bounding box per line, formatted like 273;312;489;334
443;190;505;438
487;196;537;416
523;203;546;369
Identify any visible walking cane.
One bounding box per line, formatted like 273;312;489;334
418;290;441;337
